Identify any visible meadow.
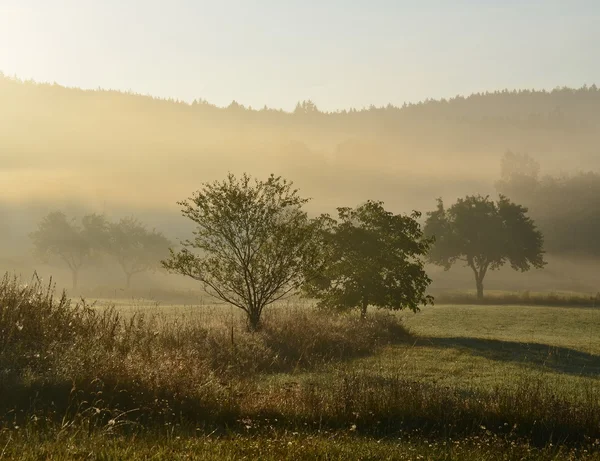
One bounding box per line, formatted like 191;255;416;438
1;276;599;460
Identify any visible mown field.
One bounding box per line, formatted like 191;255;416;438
1;281;599;460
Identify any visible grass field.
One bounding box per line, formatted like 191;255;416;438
1;281;599;460
256;303;600;398
3;431;597;460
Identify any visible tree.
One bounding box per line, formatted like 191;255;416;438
106;217;171;289
424;195;546;299
304;201;434;318
30;212;107;291
162;173;322;331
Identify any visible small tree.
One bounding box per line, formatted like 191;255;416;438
106;217;171;289
304;201;434;318
30;212;107;291
424;195;546;299
162;173;321;331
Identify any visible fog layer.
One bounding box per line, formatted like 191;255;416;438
2;76;600;294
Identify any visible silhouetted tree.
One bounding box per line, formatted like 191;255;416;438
305;201;434;318
30;212;107;291
106;217;171;289
424;195;546;299
162;174;322;331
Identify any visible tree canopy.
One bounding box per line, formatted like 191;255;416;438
106;217;171;289
304;201;434;317
424;195;546;299
162;173;322;330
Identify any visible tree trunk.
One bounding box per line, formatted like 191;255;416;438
247;308;262;332
469;260;487;301
476;278;484;300
360;299;368;320
72;269;79;292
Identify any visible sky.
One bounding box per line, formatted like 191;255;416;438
0;0;599;111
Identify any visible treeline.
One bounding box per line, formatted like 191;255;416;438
3;75;600;223
3;73;599;121
3;75;599;150
2;74;599;170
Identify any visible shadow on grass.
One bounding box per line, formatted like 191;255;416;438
416;336;600;377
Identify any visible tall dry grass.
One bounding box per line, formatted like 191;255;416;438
0;273;409;428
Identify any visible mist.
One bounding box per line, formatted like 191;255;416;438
2;75;600;295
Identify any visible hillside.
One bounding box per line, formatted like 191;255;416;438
2;75;600;215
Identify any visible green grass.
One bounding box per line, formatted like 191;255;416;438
388;304;600;391
252;304;600;455
266;304;600;389
2;430;598;460
401;304;600;350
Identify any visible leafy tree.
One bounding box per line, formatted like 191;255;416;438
424;195;546;299
304;201;434;318
106;217;171;289
162;173;322;331
30;212;107;291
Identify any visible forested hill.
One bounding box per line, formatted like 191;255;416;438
1;74;600;216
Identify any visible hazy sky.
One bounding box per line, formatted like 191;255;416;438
1;0;598;111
